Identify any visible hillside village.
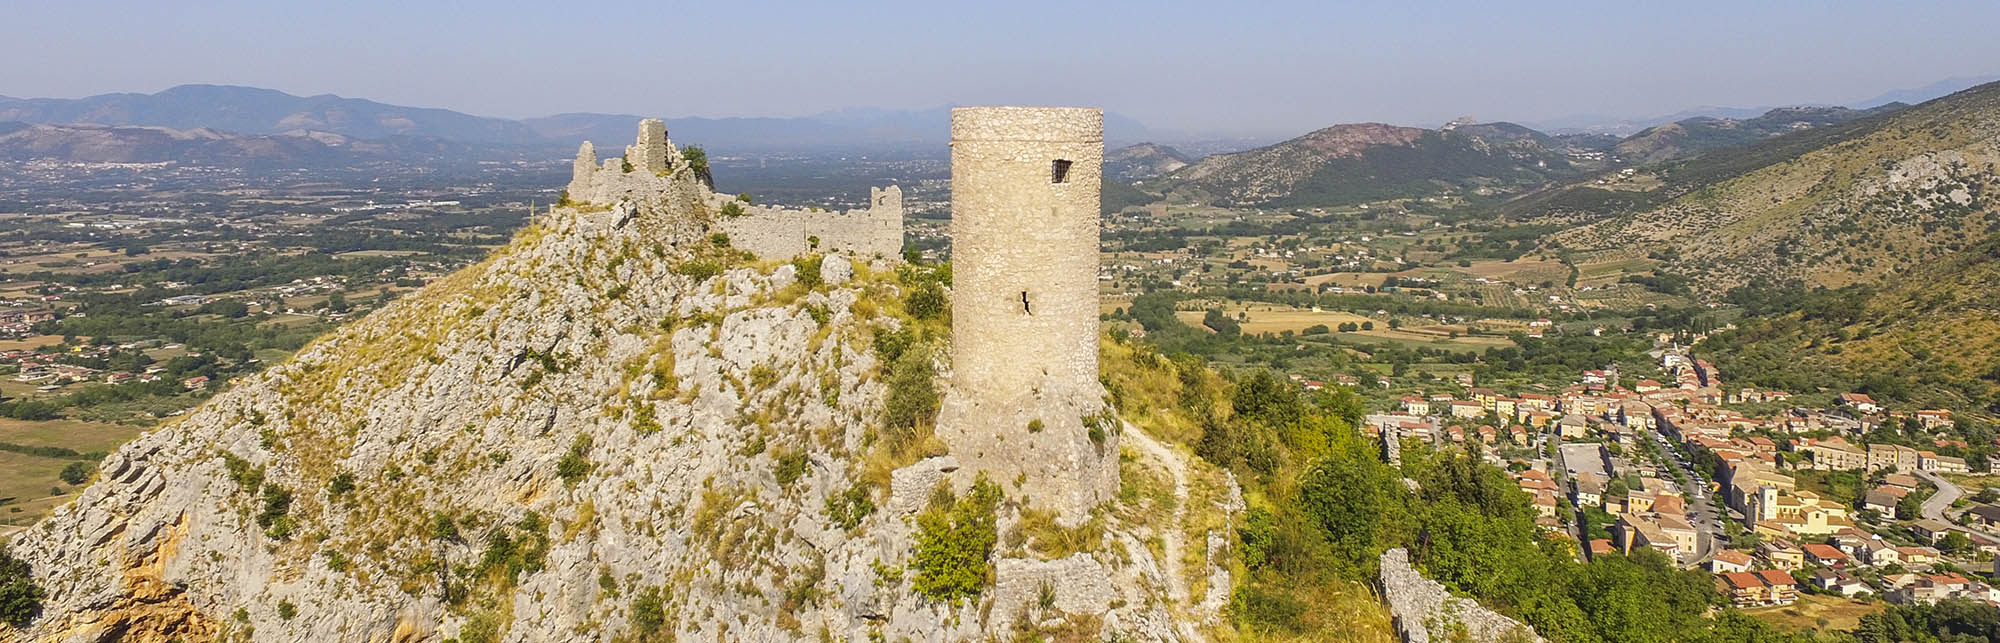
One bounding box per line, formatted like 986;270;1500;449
1356;340;2000;612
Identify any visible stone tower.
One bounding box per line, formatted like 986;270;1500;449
626;118;671;174
568;141;597;198
936;106;1115;524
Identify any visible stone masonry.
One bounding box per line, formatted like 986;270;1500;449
935;106;1117;525
713;186;903;260
566;119;902;261
1379;548;1542;643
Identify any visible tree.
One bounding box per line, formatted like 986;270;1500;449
1896;492;1925;521
0;545;44;628
1939;531;1972;554
58;462;90;486
1202;309;1241;337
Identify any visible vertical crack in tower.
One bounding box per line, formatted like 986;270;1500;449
937;106;1115;525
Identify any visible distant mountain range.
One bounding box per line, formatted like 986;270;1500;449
1524;74;2000;135
0;85;1153;163
1611;104;1905;165
0;85;539;145
1148;120;1611;208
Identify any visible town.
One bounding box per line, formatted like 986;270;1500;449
1354;339;2000;621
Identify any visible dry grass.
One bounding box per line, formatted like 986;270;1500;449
0;335;64;351
1744;593;1883;633
0;417;146;453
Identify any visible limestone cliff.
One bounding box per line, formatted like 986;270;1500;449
4;139;1237;642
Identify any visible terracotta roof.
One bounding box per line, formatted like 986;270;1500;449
1710;550;1752;565
1757;569;1797;586
1720;572;1763;590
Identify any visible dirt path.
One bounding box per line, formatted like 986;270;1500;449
1122;421;1199;637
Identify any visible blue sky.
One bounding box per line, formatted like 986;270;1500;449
6;0;2000;137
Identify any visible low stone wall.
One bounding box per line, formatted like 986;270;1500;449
1378;548;1542;643
713;193;902;261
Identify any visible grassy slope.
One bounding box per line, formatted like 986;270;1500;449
1701;233;2000;414
1611;81;1999;292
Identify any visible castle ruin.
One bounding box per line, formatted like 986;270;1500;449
936;106;1117;524
565;119;903;261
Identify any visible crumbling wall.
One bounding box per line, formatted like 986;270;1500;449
713;188;903;261
566;120;902;262
1379;548;1542;643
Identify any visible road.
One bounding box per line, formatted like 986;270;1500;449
1549;432;1590;546
1915;469;1962;524
1648;428;1724;565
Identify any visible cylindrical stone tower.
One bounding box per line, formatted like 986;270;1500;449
937;107;1115;524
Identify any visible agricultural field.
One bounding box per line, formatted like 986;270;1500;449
1745;594;1885;634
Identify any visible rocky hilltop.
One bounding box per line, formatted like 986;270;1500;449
5;121;1238;642
1165;121;1600;207
1556;80;2000;295
1611;104;1905;165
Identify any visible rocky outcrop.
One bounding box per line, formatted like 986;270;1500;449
1379;548;1541;643
5;124;1234;642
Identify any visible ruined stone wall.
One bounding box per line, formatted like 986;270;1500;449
567;122;680;209
936;106;1114;525
712;186;902;261
569;120;900;262
625;119;673;174
1379;548;1542;643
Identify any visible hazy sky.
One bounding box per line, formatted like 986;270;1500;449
7;0;2000;137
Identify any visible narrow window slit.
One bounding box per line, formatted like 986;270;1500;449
1021;291;1032;315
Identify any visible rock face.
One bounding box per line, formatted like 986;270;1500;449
1378;548;1541;643
6;120;1233;642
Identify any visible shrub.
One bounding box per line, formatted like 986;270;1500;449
736;193;754;204
221;453;264;492
719;202;745;219
1027;418;1045;433
872;326;914;364
631;586;666;633
276;600;296;620
58;461;90;485
911;476;1003;605
556;435;593;485
681;147;709;173
826;481;876;530
905;281;947;320
327;471;355;497
675;260;723;282
0;545;44;628
792;254;824;289
774;450;808;485
708;232;731;247
883;348;939;433
256;486;294;540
